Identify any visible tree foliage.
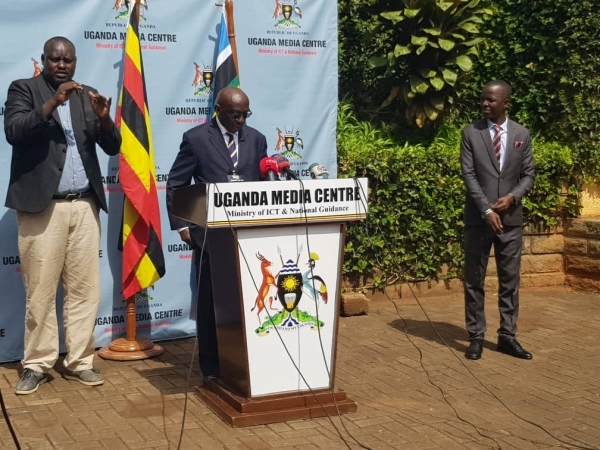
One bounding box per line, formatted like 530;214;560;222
464;0;600;181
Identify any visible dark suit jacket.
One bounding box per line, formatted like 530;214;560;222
460;118;535;227
3;75;121;213
166;118;268;247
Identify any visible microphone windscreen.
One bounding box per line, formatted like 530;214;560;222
270;153;291;171
259;157;278;178
309;163;330;179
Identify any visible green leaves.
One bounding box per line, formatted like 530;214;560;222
456;55;473;71
366;0;492;127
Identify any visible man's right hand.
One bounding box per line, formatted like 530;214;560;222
53;81;83;105
179;228;195;247
43;81;83;118
485;211;504;234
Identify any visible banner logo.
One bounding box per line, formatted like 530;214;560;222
274;0;302;28
113;0;148;21
192;61;213;96
275;126;304;159
31;58;42;77
251;245;328;336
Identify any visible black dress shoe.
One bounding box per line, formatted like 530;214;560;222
497;338;532;360
465;340;483;360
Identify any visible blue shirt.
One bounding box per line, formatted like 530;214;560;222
49;86;90;194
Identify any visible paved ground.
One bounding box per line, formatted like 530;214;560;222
2;287;600;450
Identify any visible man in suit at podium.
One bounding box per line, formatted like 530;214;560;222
166;87;268;379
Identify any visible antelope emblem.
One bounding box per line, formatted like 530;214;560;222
273;0;282;19
251;252;280;323
192;62;203;87
31;58;42;77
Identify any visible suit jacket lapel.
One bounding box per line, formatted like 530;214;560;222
208;119;234;169
69;89;88;154
478;119;500;173
35;75;61;124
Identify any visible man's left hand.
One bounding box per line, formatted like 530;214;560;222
492;195;514;212
89;92;112;120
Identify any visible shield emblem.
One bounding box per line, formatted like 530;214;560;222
284;135;295;152
203;69;213;88
282;4;293;20
277;259;303;312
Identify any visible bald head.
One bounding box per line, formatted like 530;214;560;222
215;87;248;107
215;87;251;134
43;37;76;56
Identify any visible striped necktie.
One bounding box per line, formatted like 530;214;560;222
493;124;502;164
226;132;238;168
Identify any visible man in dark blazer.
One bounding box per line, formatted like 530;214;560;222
4;36;121;394
460;80;535;361
166;87;268;379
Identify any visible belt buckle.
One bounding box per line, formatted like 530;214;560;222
65;192;80;200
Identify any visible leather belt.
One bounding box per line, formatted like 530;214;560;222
52;192;95;200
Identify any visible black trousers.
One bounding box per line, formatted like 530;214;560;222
194;248;220;377
463;225;523;341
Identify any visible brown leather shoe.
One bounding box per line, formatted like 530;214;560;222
497;338;532;360
465;340;483;360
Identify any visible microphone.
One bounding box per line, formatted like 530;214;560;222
259;157;279;181
270;153;299;180
309;163;329;179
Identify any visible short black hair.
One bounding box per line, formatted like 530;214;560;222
484;80;512;99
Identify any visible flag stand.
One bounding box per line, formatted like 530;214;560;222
98;296;164;361
98;0;164;362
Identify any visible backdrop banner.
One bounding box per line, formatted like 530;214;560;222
0;0;338;362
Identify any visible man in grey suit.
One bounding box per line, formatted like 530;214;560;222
166;87;267;379
4;36;121;394
460;80;535;360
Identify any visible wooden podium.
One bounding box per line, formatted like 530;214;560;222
171;178;368;427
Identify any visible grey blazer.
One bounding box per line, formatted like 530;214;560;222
460;118;535;227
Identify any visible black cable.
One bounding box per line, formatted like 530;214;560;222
214;181;371;449
296;178;373;450
351;178;503;450
0;387;21;450
177;223;208;450
352;177;597;450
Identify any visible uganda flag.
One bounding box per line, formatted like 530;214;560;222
116;1;165;299
213;4;239;107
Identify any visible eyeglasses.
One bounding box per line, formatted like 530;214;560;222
227;109;252;120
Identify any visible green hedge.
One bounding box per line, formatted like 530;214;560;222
338;104;576;286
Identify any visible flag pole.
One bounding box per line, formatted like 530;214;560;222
216;0;240;82
99;0;163;361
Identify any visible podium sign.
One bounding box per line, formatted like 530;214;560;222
206;178;368;227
